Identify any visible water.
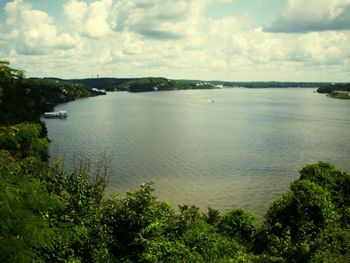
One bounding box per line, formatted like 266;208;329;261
45;88;350;218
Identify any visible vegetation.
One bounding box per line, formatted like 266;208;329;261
200;81;330;89
0;61;101;124
317;83;350;94
232;81;329;89
71;77;331;92
0;123;48;160
69;77;135;91
1;62;349;262
317;83;350;99
70;77;217;92
1;154;349;262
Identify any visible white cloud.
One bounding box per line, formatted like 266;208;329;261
1;0;349;82
215;0;235;3
296;31;350;65
63;0;113;39
3;0;78;55
265;0;350;33
111;0;207;40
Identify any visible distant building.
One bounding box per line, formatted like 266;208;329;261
92;88;106;94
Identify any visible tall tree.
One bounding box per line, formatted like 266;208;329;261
0;61;25;100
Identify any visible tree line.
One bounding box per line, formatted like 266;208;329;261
0;61;101;124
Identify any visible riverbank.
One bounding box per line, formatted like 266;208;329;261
317;83;350;99
328;91;350;99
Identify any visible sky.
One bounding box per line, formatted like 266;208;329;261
0;0;350;82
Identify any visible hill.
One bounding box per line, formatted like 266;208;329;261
69;77;217;92
69;77;332;91
0;76;102;124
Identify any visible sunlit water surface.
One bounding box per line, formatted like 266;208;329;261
45;88;350;218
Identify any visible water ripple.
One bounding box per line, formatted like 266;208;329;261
46;89;350;219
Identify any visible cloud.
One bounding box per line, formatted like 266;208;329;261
215;0;235;3
111;0;207;40
136;30;183;40
265;0;350;33
295;31;350;64
1;0;349;82
3;0;78;55
63;0;113;38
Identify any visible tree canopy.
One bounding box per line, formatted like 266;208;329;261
1;156;349;262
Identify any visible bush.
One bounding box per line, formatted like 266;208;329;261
217;208;260;248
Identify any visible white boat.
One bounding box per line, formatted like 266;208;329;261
43;110;68;119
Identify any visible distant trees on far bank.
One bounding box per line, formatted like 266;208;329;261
317;83;350;99
317;83;350;94
0;61;100;124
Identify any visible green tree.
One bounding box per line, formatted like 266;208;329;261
100;183;176;261
299;162;350;225
0;61;24;100
0;123;48;160
0;153;113;262
217;208;261;248
265;179;338;262
0;156;65;262
204;207;221;225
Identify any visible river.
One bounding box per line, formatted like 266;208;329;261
44;88;350;218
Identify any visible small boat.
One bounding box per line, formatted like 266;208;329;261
43;111;68;119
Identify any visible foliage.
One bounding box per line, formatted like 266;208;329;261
0;123;48;160
100;183;178;261
70;77;133;91
71;77;217;92
0;156;64;262
217;208;260;247
204;207;221;225
1;148;349;262
119;77;193;92
72;77;330;92
299;162;350;216
263;163;350;262
0;155;111;262
214;81;329;89
0;62;98;124
0;61;25;99
317;83;350;94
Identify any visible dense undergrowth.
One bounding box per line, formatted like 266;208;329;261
1;61;349;262
1;145;349;262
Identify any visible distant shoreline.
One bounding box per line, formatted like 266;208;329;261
317;83;350;99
